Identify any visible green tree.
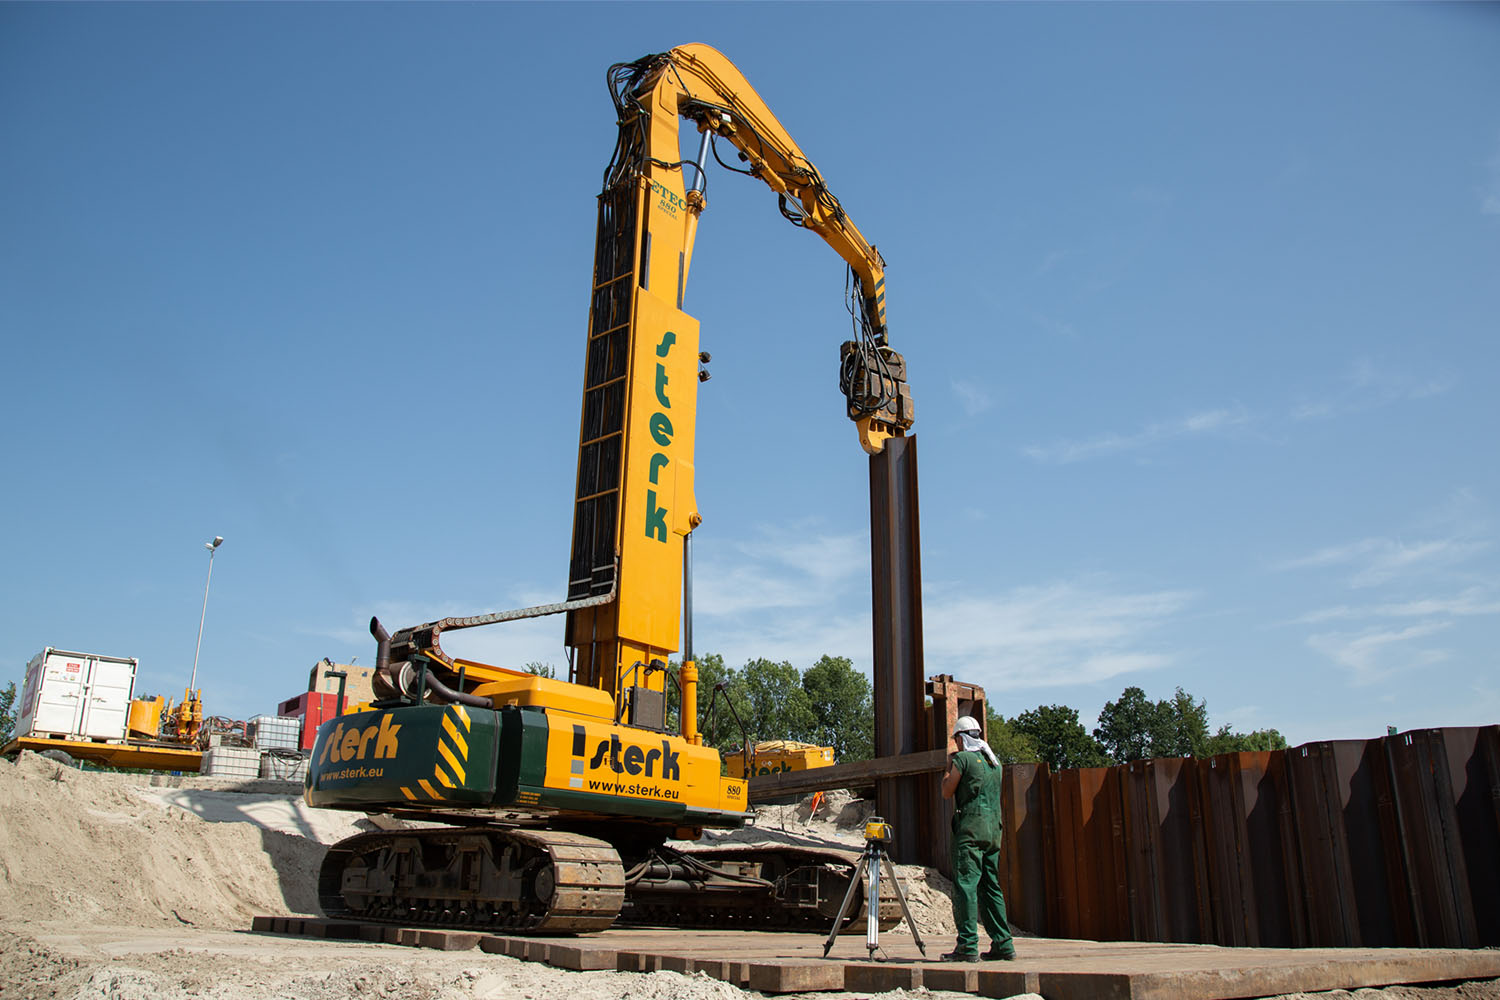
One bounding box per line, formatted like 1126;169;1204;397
0;681;16;745
1158;687;1210;757
739;657;816;745
802;655;874;761
1013;704;1108;770
1093;686;1165;763
522;662;556;679
1094;685;1216;762
1202;724;1288;756
984;705;1042;764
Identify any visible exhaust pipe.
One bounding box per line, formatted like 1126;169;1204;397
371;617;391;672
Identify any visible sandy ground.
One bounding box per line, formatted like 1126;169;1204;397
0;752;1494;1000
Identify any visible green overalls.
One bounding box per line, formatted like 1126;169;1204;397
949;749;1014;956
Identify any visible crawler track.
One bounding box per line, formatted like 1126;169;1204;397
320;831;905;935
319;828;625;933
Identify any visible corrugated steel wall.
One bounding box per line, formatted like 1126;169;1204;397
994;725;1500;948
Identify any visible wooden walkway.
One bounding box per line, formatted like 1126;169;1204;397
252;917;1500;998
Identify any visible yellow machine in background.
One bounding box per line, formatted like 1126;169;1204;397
725;740;836;778
306;45;915;933
127;688;204;746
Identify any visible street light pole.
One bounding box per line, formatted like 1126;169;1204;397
190;536;224;692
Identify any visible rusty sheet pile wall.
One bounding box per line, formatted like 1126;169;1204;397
996;725;1500;949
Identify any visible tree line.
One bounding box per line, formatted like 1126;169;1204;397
986;686;1286;770
622;656;1287;770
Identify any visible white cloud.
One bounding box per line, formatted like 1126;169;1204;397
1275;535;1489;588
1022;406;1250;464
1030;313;1077;339
691;526;1195;699
1290;586;1500;625
1290;358;1453;421
1306;622;1452;685
951;379;993;417
919;579;1195;691
1482;141;1500;216
1035;250;1068;276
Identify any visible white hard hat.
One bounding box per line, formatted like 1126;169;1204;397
952;715;981;737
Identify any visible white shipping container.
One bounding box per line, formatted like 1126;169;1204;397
17;648;138;742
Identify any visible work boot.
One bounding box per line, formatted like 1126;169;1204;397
940;950;978;962
982;945;1016;961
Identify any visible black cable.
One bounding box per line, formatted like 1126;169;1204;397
839;266;896;419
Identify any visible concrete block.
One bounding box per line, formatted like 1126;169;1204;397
321;922;365;940
381;926;404;945
418;930;480;952
250;916;274;933
617;951;659;973
686;958;729;979
979;969;1040;998
358;925;385;943
923;965;979;992
747;960;845;994
396;928;422;947
546;944;617;971
658;955;693;974
1039;972;1134;1000
478;936;510;955
845;963;920;993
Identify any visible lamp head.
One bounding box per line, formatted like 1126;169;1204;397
206;536;224;551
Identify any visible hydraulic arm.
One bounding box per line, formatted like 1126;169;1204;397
566;44;915;698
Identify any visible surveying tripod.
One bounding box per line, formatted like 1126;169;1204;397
822;817;926;960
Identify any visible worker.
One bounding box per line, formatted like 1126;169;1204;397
940;715;1015;962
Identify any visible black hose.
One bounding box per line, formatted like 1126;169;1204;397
424;671;493;710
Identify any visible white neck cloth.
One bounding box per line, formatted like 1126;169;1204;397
958;731;1000;767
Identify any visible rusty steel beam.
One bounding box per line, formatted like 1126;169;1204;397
745;748;948;802
868;434;928;864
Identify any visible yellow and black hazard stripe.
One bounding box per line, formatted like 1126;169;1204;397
399;704;471;802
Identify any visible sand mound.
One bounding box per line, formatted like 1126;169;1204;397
0;752;324;929
0;751;953;940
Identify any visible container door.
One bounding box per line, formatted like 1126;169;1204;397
79;657;134;740
29;654;88;737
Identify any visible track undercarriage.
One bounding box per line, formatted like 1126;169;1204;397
318;827;903;934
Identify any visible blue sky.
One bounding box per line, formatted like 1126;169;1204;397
3;3;1497;748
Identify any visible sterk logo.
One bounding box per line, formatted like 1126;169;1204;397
644;330;675;543
572;724;681;782
318;714;401;766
